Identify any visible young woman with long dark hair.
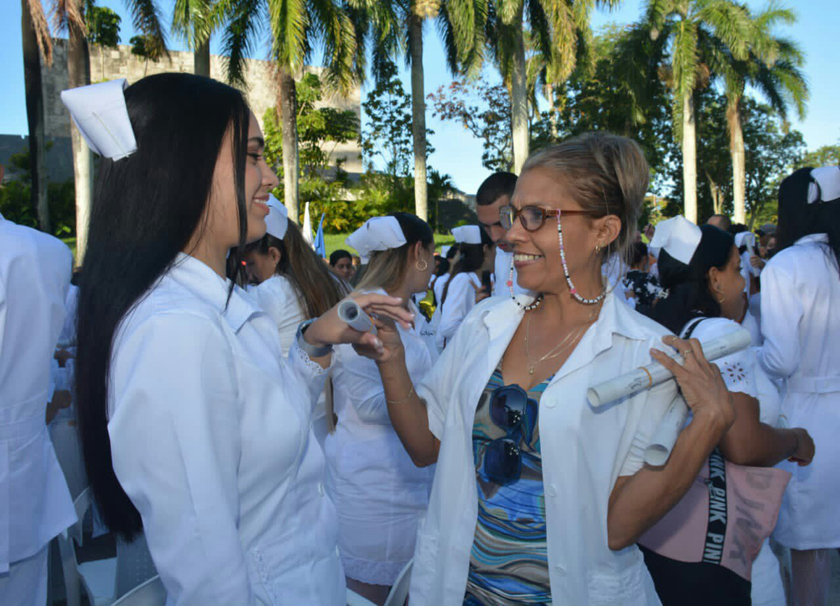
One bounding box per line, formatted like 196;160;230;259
757;166;840;606
70;73;411;605
642;217;814;606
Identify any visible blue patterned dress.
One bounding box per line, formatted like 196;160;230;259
464;368;553;605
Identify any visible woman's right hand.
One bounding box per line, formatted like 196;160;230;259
651;335;737;434
789;427;815;466
353;316;406;365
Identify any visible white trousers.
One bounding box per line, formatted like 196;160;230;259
0;545;49;606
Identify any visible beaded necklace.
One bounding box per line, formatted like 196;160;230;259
556;212;607;305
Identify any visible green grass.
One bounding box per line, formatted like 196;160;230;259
60;234;457;260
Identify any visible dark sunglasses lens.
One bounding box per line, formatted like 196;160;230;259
490;387;527;429
484;438;521;485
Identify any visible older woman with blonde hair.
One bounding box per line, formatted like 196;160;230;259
325;213;438;605
360;133;737;605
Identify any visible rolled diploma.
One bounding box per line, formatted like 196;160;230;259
337;299;377;335
587;327;752;408
587;326;752;466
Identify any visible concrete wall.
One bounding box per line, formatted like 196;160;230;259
40;39;362;173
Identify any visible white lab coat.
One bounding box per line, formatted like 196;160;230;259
0;214;76;583
411;292;679;605
248;274;306;355
436;272;481;349
325;290;435;585
432;273;450;306
108;253;344;605
758;233;840;550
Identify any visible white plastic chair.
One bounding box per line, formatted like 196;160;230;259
384;559;412;606
111;575;166;606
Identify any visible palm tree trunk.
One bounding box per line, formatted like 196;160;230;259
728;99;746;224
278;69;299;224
68;0;92;264
546;83;558;141
409;12;428;221
682;91;698;223
21;0;50;232
194;38;211;77
510;9;529;174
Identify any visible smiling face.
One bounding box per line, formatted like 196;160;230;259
506;167;621;296
205;112;280;251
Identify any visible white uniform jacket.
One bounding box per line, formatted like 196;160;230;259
108;253;344;605
0;214;76;573
757;233;840;549
411;292;678;605
248;274;306;355
437;272;481;349
325;290;435;584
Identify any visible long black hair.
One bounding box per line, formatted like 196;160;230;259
646;225;734;334
776;167;840;276
74;73;252;540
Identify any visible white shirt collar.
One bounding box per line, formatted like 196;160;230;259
795;233;829;246
171;252;264;332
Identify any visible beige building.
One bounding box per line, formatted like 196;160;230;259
40;39;362;175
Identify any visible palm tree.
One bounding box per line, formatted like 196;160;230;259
218;0;358;225
459;0;619;174
714;4;807;224
641;0;753;223
21;0;53;231
173;0;215;76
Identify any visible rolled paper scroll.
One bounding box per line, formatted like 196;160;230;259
587;327;752;408
337;299;377;335
587;326;752;466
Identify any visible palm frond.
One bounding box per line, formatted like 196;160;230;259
124;0;169;60
218;0;264;86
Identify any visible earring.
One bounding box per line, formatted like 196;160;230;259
716;288;725;304
416;259;428;272
595;243;603;254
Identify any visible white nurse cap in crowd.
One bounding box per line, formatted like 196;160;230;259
808;166;840;204
649;216;702;265
61;79;137;160
440;245;452;257
734;231;756;250
451;225;482;245
346;216;407;263
264;195;289;240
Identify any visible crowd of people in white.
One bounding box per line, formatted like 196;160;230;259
1;72;838;606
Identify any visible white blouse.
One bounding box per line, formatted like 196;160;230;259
325;290;435;584
411;292;679;605
437;272;481;349
108;253;344;605
248;274;306;355
0;213;76;572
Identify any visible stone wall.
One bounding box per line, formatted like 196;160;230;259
41;39;362;173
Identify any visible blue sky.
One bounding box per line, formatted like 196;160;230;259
2;0;837;194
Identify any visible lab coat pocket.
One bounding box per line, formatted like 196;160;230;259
586;551;650;606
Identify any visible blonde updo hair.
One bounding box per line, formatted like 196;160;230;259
521;132;649;265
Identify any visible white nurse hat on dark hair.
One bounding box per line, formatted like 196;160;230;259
807;166;840;204
61;79;137;160
264;195;289;240
346;217;407;263
451;225;482;245
649;216;702;265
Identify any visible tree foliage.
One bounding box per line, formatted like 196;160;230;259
86;3;121;48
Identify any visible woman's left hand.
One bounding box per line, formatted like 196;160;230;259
301;293;415;352
651;335;736;434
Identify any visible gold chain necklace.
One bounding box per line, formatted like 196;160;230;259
524;306;600;375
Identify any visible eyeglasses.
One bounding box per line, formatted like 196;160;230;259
499;204;597;232
482;384;537;486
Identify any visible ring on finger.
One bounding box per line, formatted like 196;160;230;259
682;350;694;357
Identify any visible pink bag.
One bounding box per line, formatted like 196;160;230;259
638;449;790;580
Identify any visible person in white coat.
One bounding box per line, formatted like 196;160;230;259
243;198;349;446
360;133;737;605
325;213;437;604
0;215;77;606
436;225;495;349
758;166;840;606
643;217;814;606
66;73;413;606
